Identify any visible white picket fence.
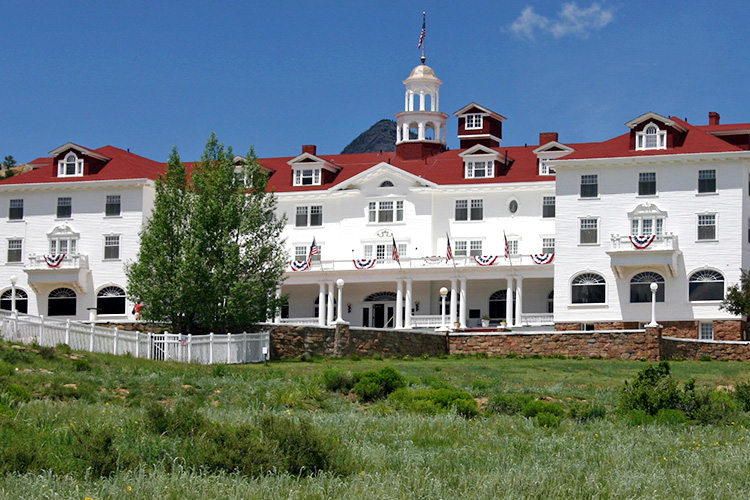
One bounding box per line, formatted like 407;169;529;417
0;310;270;364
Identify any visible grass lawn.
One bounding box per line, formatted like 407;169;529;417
1;342;750;499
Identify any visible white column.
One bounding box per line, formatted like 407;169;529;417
515;276;524;327
273;286;282;324
395;280;404;329
506;277;514;326
450;278;458;329
459;278;467;329
418;122;425;141
419;91;425;111
404;279;413;329
318;283;326;326
326;282;335;325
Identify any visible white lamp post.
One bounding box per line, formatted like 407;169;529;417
646;282;659;327
437;286;449;331
335;278;345;323
9;275;18;313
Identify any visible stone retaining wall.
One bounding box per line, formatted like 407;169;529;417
661;336;750;361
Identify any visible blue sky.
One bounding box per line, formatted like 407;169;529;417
2;1;749;164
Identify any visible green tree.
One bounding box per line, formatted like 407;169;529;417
2;155;16;170
127;134;286;334
721;269;750;320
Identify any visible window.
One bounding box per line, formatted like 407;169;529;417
455;199;483;221
104;235;120;260
454;240;482;257
699;323;714;340
698;169;716;193
571;273;606;304
542;196;555;218
294;246;307;261
365;242;404;262
630;271;664;303
48;287;77;316
97;286;126;315
538;158;556;176
638;172;656;196
368;201;403;223
636;124;666;150
580;175;598;198
105;195;121;216
631;217;664;236
547;291;554;314
50;236;77;255
295;205;323;227
465;161;493;179
506;238;518;256
465;114;483;130
689;270;724;301
8;199;23;220
508;200;518;214
542;238;555;254
470;240;483;257
379;180;394;187
579;218;598;244
58;152;84;177
57;197;72;218
293;168;321;186
1;288;28;313
7;239;22;263
697;214;716;240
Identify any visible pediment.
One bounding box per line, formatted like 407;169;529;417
459;144;500;157
49;143;110;162
331;162;437;191
454;102;506;121
533;141;575;155
287;152;340;173
626;112;686;132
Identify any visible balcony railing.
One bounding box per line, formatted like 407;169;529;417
25;253;89;271
609;234;678;252
296;254;544;273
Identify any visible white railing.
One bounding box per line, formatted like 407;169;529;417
0;310;269;364
299;254;538;273
609;234;678;252
411;315;444;327
26;253;90;270
520;313;554;326
278;317;320;326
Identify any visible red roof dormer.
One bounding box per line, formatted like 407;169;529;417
454;103;506;149
625;112;687;151
49;143;111;178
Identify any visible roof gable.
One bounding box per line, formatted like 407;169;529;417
533;141;575;155
330;162;437;191
454;102;506;121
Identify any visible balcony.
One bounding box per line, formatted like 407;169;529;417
24;253;91;294
606;234;681;278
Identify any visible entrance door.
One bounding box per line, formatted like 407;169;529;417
373;304;385;328
362;307;369;327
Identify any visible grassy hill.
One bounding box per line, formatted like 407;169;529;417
2;340;750;499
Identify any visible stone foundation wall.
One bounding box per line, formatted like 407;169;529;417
659;320;745;341
448;329;661;360
662;337;750;361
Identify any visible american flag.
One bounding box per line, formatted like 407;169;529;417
307;238;319;264
446;233;453;261
417;12;426;49
504;231;509;259
392;235;400;264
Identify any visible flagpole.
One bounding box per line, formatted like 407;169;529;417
446;231;458;277
418;12;426;64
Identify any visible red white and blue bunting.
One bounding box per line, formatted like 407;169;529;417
629;235;655;249
530;253;554;265
353;258;377;270
422;256;445;265
289;260;310;272
44;254;66;268
474;255;498;266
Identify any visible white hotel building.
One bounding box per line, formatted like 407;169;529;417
2;61;749;340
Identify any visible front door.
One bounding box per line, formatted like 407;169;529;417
373;304;385;328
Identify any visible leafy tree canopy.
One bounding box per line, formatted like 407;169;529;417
721;269;750;319
126;133;287;334
2;155;16;169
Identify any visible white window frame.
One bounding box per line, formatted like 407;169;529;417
105;195;121;217
697;213;717;241
538;157;557;176
506;238;519;256
635;123;667;151
580;174;598;198
295;205;323;227
103;235;121;260
8;199;23;220
293;167;321;186
367;200;404;224
579;218;599;245
542;196;555;218
464;160;494;179
56;197;72;219
698;169;717;194
465;114;483;130
453;239;483;257
542;237;555;254
7;238;22;263
638;172;657;196
58;152;84;177
455;199;483;221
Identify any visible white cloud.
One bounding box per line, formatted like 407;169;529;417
510;3;614;41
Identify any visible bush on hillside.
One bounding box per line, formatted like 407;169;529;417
352;366;405;401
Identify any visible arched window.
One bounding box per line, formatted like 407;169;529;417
571;273;606;304
379;180;394;188
408;122;419;141
689;270;724;301
97;286;126;315
58;152;84;177
425;122;435;141
364;291;397;302
630;272;664;303
1;288;28;314
48;287;77;316
636;123;667;151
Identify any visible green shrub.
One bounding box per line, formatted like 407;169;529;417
5;384;31;403
0;360;13;377
389;387;475;417
0;347;33;365
569;401;607;422
353;378;382;401
624;409;654;426
732;381;750;411
421;375;453;390
322;369;355;393
535;411;561;428
654;409;688;425
521;399;564;418
690;390;739;425
212;363;228;377
453;398;479;419
699;354;712;362
73;359;91;372
71;424;122;477
352;366;405;402
487;393;533;415
619;361;681;415
36;345;56;360
144;400;206;437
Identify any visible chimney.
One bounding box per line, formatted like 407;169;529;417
708;112;720;126
302;144;317;155
539;132;559;146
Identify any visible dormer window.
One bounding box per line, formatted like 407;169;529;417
465;114;483;130
465;160;494;179
58;152;84;177
293;167;321;186
636;123;667;151
538;158;556;175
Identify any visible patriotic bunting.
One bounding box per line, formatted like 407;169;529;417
289;260;310;272
530;253;555;265
422;256;444;265
474;255;498;266
629;235;655;249
353;258;377;270
44;254;66;268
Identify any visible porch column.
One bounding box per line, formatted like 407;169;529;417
506;277;514;326
326;281;335;325
514;276;524;327
459;278;467;329
395;279;404;329
404;279;413;329
450;278;458;329
318;282;326;326
273;286;282;324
